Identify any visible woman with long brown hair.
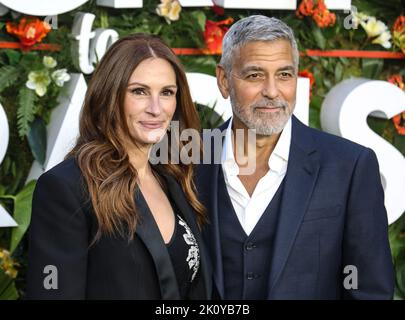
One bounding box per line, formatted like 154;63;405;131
26;34;211;299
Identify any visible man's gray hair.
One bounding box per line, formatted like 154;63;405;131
219;15;299;75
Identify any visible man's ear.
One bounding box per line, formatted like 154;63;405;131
216;65;230;99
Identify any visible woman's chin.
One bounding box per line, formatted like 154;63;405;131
135;131;167;145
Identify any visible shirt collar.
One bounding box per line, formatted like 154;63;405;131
221;116;292;176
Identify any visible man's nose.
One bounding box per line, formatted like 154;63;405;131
262;78;280;99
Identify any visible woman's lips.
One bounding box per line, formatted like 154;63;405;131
139;121;164;129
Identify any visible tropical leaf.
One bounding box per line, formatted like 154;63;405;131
361;58;384;79
27;117;47;167
0;268;18;300
312;28;326;50
191;10;207;32
17;87;37;137
335;62;344;83
353;0;405;22
196;102;224;129
180;56;218;76
9;180;36;254
4;50;21;66
0;65;20;93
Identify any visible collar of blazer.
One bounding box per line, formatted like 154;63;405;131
198;115;321;299
134;171;212;299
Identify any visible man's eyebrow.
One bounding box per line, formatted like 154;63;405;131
239;66;265;75
276;65;296;73
238;65;296;76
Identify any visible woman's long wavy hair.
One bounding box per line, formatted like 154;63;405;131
67;33;206;242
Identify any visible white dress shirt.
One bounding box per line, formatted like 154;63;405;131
221;117;292;236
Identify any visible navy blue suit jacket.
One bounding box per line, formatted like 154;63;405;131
195;115;394;299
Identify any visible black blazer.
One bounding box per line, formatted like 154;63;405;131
196;115;394;299
27;157;212;299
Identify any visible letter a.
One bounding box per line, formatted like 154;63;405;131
43;265;58;290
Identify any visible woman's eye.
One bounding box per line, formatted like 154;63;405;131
131;88;147;95
162;89;175;96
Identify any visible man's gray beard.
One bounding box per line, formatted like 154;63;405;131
230;93;294;136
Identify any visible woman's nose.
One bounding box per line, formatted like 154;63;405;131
145;96;162;116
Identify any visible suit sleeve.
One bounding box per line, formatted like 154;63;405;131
26;170;89;299
342;147;395;299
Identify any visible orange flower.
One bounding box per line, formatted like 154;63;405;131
299;69;315;98
296;0;335;28
388;74;405;90
393;16;405;54
393;15;405;32
393;112;405;135
312;0;336;28
6;17;51;49
203;17;234;54
296;0;315;18
387;74;405;135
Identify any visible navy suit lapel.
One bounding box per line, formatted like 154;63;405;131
200;161;224;298
268;116;320;296
134;188;181;300
199;120;230;299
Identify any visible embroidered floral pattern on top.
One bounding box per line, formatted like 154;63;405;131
177;215;200;281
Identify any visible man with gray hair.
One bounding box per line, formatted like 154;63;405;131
196;15;394;299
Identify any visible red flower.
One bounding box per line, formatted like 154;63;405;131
312;0;336;28
296;0;315;18
388;74;405;90
299;69;315;98
387;74;405;135
296;0;336;28
203;17;234;54
6;17;51;49
212;2;224;16
393;15;405;32
393;16;405;54
393;112;405;135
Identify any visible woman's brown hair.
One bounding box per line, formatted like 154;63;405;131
67;33;206;242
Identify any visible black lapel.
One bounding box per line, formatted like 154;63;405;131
163;173;212;299
134;189;181;299
268;116;321;295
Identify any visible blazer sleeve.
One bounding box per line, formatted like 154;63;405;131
26;169;89;299
342;147;395;299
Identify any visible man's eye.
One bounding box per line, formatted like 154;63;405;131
247;73;263;80
279;72;293;79
131;88;147;95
